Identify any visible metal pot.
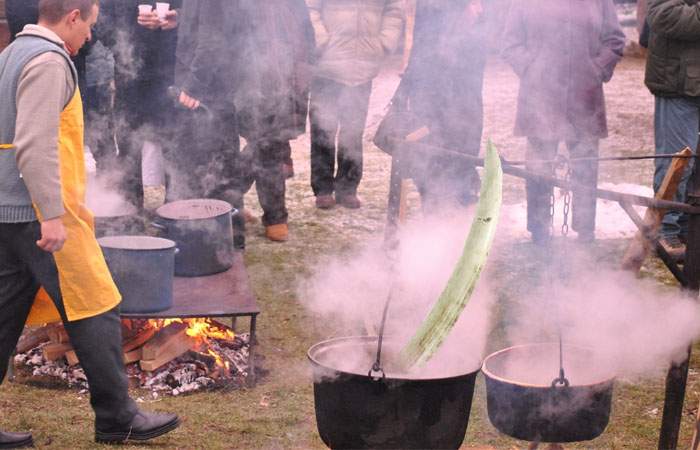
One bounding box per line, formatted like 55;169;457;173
153;199;237;277
308;336;479;450
98;235;176;313
482;343;615;443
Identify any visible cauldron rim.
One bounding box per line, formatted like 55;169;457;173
156;199;234;221
482;342;616;389
98;235;177;251
308;335;481;382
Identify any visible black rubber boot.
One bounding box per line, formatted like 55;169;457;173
0;431;33;449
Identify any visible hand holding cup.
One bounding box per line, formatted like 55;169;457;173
137;4;161;30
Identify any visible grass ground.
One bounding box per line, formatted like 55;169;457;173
2;56;700;449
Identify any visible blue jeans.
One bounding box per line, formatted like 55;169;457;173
654;96;699;238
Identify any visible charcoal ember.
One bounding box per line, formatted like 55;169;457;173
165;364;198;388
172;382;202;396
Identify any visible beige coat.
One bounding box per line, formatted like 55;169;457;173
306;0;405;86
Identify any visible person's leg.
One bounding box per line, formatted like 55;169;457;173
9;222;138;429
310;77;341;201
335;81;373;203
653;96;699;239
525;138;558;242
0;226;38;384
567;139;599;241
254;140;289;227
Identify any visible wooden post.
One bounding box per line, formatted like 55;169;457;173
622;147;692;271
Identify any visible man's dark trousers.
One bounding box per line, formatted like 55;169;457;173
0;221;137;429
310;77;372;198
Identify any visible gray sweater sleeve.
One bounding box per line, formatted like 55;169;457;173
14;52;74;220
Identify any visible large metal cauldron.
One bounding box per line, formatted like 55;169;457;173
154;199;237;277
308;336;480;450
482;343;615;443
99;235;176;313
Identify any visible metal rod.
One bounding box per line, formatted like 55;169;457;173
385;154;403;249
396;143;700;215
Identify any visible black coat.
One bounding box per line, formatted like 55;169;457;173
96;0;180;127
233;0;315;142
402;0;486;155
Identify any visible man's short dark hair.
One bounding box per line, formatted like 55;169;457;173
38;0;98;24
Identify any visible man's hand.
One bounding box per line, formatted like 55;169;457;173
179;91;201;110
161;10;179;30
137;10;161;30
36;217;67;253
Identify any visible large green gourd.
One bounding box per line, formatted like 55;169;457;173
398;142;503;369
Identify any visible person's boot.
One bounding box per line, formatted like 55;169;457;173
0;430;33;449
336;194;361;209
315;195;335;209
95;410;180;444
265;223;289;242
659;235;686;263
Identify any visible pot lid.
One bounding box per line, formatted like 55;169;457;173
98;235;176;250
156;199;233;220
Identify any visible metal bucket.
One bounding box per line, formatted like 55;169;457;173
154;199;237;277
99;235;176;313
308;336;480;449
482;343;615;443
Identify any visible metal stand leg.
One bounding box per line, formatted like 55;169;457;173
247;315;258;387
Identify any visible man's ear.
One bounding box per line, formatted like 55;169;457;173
67;9;82;25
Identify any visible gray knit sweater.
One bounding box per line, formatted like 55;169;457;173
0;25;77;223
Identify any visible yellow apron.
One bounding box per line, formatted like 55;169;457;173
26;89;121;325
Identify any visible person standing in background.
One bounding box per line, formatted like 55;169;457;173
234;0;315;242
645;0;700;261
307;0;405;210
96;0;179;211
172;0;246;249
397;0;487;212
502;0;624;244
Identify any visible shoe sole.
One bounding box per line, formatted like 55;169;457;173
0;437;33;449
95;417;181;444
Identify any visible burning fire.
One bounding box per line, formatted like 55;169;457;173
148;318;235;369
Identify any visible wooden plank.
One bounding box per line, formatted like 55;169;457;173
47;325;69;344
43;342;73;362
123;348;143;365
140;335;194;372
16;326;50;353
65;350;79;367
123;326;156;353
142;322;188;360
622;147;692;272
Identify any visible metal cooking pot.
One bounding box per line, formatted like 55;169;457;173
153;199;237;277
482;343;615;443
99;235;177;313
308;336;479;450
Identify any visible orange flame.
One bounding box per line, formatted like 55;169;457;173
147;318;235;369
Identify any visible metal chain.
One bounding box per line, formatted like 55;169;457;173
561;165;572;236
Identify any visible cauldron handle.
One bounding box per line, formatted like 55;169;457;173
368;277;396;381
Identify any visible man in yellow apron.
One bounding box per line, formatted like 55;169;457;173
0;1;179;446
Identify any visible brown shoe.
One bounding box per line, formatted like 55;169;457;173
315;195;336;209
659;235;686;263
336;194;361;209
265;223;288;242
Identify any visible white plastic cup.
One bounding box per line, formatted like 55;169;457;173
155;2;170;20
137;4;152;15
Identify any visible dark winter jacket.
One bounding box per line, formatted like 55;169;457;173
645;0;700;98
96;0;180;126
402;0;486;155
174;0;230;105
502;0;625;140
234;0;315;142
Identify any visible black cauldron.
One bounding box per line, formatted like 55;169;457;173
99;235;176;313
308;336;480;450
153;199;237;277
482;343;615;443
